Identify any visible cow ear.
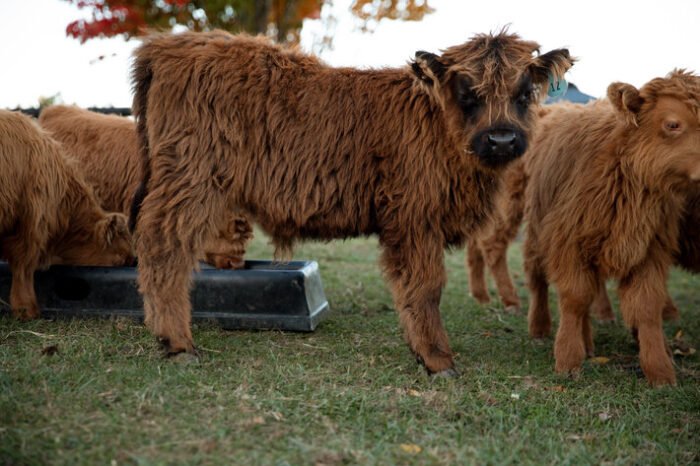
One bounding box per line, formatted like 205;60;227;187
529;48;575;85
411;51;446;88
97;213;129;245
608;82;645;126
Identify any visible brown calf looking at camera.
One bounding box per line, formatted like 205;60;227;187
523;71;700;386
130;30;573;375
38;105;252;270
0;110;134;320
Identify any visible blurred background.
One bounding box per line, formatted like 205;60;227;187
1;0;699;109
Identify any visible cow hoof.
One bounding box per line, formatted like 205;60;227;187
430;367;460;379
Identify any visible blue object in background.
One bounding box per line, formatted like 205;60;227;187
545;82;595;104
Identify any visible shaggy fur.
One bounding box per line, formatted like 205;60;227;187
523;71;700;386
38;105;252;269
130;29;573;374
0;110;134;320
591;181;700;322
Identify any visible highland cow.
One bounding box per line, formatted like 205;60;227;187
0;110;134;320
130;30;573;375
523;71;700;386
38;105;253;270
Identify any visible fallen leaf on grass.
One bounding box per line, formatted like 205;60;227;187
41;345;59;356
598;412;612;422
407;389;422;397
243;416;266;427
671;331;697;357
566;434;594;442
510;393;520;400
399;444;422;455
589;356;610;365
544;385;566;392
478;391;498;405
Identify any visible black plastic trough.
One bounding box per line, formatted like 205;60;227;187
0;260;330;332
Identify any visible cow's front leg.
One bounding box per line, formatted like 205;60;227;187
618;261;676;386
380;237;456;376
9;263;40;321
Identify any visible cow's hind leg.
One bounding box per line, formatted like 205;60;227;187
381;236;455;376
483;238;520;313
466;237;490;304
135;159;227;356
524;232;551;338
618;262;675;386
591;278;615;322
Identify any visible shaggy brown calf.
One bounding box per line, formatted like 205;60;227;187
130;30;573;374
523;71;700;386
0;110;134;320
38;105;253;269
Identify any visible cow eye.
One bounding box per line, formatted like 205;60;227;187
460;93;479;111
516;90;533;108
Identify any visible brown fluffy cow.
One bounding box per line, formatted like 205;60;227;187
38;105;253;270
523;71;700;386
0;110;134;320
129;30;573;375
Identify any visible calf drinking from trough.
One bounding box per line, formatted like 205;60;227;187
38;105;253;270
523;71;700;386
0;110;134;320
130;30;573;375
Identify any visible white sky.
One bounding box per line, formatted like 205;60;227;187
1;0;699;108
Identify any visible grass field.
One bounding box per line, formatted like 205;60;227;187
1;232;699;465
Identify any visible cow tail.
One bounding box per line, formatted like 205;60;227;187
128;51;153;232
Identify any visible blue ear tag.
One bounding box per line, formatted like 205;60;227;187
547;73;568;98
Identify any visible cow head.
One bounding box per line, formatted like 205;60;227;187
411;30;574;168
608;70;700;184
204;214;253;269
54;212;135;267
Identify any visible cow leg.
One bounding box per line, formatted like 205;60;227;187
618;263;676;386
4;231;42;320
483;239;520;313
381;236;455;376
135;162;226;356
465;237;490;304
591;278;615;322
8;261;39;321
524;232;551;338
661;293;679;321
554;281;596;375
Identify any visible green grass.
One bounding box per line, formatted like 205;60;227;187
1;232;699;465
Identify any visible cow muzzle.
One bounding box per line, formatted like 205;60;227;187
470;125;527;168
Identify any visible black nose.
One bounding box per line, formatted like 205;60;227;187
487;130;517;149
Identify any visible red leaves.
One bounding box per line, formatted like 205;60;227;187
65;0;147;43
